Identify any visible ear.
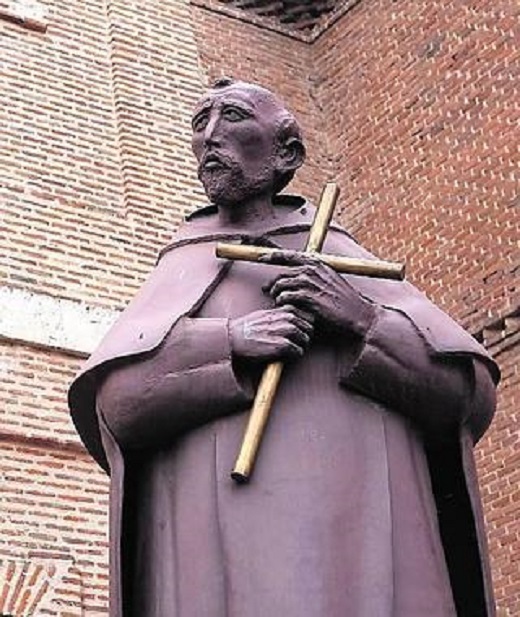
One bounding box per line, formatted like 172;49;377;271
277;136;306;173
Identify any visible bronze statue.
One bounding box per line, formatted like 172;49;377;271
69;79;499;617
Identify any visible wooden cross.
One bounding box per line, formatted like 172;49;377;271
215;183;405;483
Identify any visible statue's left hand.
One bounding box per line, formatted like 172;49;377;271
263;251;376;338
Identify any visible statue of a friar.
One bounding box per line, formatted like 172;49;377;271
69;78;499;617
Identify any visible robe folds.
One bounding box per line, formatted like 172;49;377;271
68;196;499;617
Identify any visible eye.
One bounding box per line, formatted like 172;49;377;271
223;106;249;122
192;112;209;132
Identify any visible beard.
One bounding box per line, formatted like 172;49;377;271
198;155;275;206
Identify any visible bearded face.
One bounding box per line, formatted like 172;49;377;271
197;150;276;206
191;85;282;206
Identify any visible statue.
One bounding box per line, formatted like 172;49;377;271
69;78;499;617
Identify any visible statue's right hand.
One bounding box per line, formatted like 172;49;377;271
229;306;314;362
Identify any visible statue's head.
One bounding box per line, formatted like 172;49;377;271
191;78;306;206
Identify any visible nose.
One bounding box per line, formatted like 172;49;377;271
203;113;222;147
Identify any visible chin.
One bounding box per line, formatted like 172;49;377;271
201;171;246;206
201;171;274;207
202;180;273;207
202;178;239;206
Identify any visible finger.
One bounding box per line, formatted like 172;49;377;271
268;274;308;298
273;319;311;344
291;310;315;334
277;338;305;359
274;291;315;312
275;304;315;329
284;316;314;339
265;268;312;295
265;262;329;295
287;326;312;348
294;307;315;325
273;305;314;336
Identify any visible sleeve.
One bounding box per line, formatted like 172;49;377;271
96;316;254;449
338;306;497;442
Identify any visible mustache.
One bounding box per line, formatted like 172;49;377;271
198;151;236;172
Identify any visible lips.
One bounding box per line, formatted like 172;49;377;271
205;160;222;170
200;152;230;172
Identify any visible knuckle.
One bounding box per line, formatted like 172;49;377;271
282;340;294;354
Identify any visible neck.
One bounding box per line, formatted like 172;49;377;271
217;193;278;229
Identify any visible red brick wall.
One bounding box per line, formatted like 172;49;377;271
106;0;206;274
0;341;109;614
1;0;126;307
478;318;520;616
1;0;205;612
311;0;518;334
1;0;205;310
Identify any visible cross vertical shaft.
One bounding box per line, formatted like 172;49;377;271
231;183;340;483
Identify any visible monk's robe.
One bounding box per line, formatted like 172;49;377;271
69;196;499;617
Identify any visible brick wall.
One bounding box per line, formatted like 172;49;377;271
311;0;518;334
478;317;520;616
105;0;206;273
1;0;517;614
1;0;125;307
1;0;205;613
0;341;109;614
1;0;205;311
